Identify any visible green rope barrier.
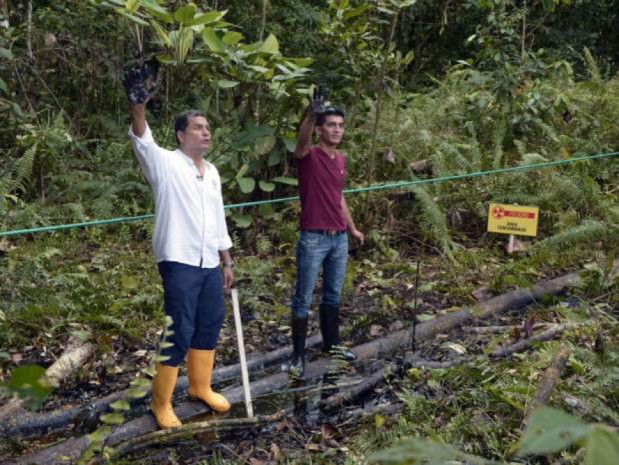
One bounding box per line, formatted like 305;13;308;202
1;151;617;238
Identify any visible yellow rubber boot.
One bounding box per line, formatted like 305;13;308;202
150;363;182;429
187;349;231;412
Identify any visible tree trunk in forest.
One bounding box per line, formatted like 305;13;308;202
5;262;617;465
26;1;33;61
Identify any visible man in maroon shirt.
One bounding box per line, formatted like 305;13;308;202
289;104;364;377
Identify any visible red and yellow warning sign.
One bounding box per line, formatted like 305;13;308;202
488;203;539;237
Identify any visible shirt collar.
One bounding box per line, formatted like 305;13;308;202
175;148;211;171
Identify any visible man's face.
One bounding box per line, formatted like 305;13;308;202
177;116;211;155
316;115;345;147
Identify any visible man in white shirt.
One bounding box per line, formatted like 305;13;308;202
129;99;234;429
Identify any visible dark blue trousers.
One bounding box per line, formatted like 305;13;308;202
158;261;225;366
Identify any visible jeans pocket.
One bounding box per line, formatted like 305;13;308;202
299;231;322;248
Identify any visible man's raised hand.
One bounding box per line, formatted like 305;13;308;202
123;61;160;106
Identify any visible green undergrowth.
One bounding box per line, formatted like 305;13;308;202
343;314;618;464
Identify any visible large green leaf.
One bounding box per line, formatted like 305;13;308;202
343;3;370;20
259;181;275;192
258;33;280;54
372;437;494;465
223;31;244;45
402;50;415;65
170;27;194;64
232;214;252;228
217;79;239;89
585;428;619;465
283;138;296;153
518;407;591;456
202;28;226;53
231;123;275;150
255;135;276;155
190;10;226;26
0;77;8;95
237;177;255;193
273;176;298;186
110;400;131;411
4;365;53;410
125;0;140;14
141;0;173;22
150;20;172;47
0;47;14;60
174;3;197;25
247;64;270;74
267;149;282;166
117;9;149;26
236;163;249;178
100;412;125;425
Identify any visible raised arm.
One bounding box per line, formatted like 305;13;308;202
131;103;148;138
294;108;316;159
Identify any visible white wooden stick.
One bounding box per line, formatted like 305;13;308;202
231;288;254;417
507;234;515;254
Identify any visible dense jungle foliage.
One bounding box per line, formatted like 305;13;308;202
0;1;618;464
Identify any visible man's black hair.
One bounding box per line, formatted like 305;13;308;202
174;109;206;145
316;106;345;126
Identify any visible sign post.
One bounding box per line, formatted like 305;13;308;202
488;203;539;252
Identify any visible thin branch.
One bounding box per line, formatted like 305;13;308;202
110;411;286;459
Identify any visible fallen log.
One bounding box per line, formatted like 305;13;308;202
0;334;322;439
110;410;287;460
6;262;616;465
489;324;569;359
407;356;466;369
463;323;551;334
522;345;571;427
319;363;394;412
0;337;95;422
319;326;572;413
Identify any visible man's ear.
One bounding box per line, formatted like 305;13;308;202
176;130;185;145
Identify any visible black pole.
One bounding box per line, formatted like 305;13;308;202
411;259;420;352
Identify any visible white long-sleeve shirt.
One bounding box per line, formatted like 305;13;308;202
129;124;232;268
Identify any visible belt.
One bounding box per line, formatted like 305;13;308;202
303;229;346;236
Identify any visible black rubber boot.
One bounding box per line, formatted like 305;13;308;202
290;316;308;377
319;304;356;362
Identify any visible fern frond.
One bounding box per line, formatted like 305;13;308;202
491;119;507;169
535;120;561;144
583;47;601;83
410;185;456;256
464;122;483;171
519;153;548;165
531;220;613;255
497;193;544;205
429;149;448;178
4;143;37;195
52;112;65;130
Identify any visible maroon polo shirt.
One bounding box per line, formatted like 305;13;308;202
297;145;347;231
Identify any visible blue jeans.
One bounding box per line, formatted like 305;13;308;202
291;231;348;319
158;261;225;366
